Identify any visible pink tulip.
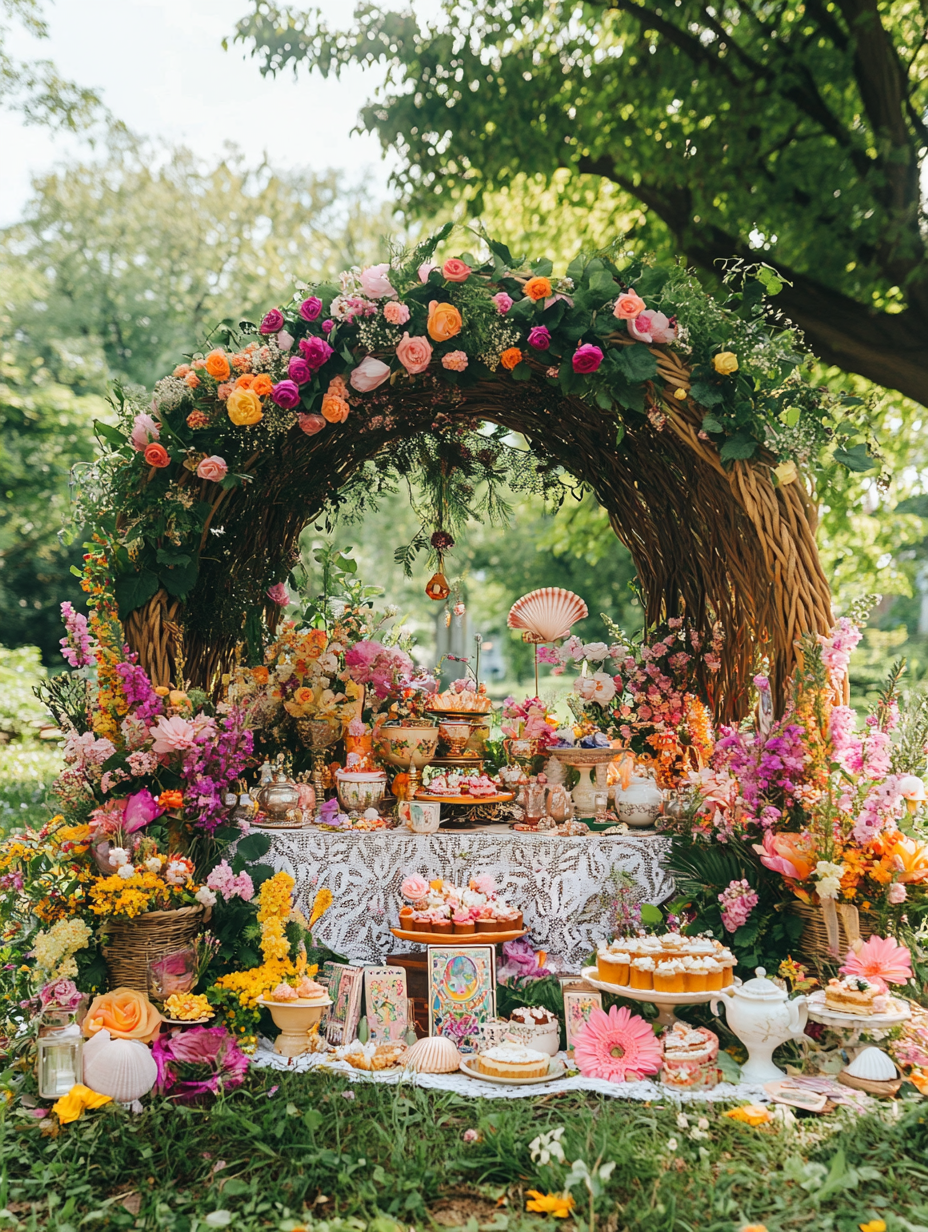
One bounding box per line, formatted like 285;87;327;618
349;355;392;391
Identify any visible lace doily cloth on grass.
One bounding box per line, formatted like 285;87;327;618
259;827;673;967
250;1040;768;1104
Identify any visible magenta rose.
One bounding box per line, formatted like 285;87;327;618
299;296;323;321
527;326;551;350
288;356;312;385
196;455;228;482
271;380;301;409
321;320;334;334
572;343;604;373
260;308;285;335
298;336;334;370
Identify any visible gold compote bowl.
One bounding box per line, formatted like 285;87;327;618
295;717;341;819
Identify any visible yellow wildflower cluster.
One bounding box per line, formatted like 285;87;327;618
309;887;334;928
89;870;190;919
164;992;212;1021
212;957;299;1010
33;917;92;979
257;871;295;964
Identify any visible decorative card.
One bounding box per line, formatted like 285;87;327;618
325;963;364;1046
562;986;603;1056
427;944;496;1054
364;966;408;1042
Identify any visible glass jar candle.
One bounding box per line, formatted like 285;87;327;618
37;1023;83;1099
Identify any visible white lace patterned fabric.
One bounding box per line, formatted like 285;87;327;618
250;1040;768;1104
259;827;673;967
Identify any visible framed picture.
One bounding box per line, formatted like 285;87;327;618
562;986;603;1056
364;967;408;1042
325;963;364;1046
427;944;496;1054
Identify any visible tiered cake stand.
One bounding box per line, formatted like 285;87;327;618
581;965;739;1029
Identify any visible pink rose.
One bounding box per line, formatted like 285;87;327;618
418;261;439;282
613;290;646;320
401;874;430;902
350;355;392;392
298;413;326;435
396;332;433;374
267;583;289;605
260;308;285;334
196;455;228;482
491;292;513;314
572;343;604;373
150;714;199;755
442;350;468;372
288;356;312;384
298;336;334;370
299;296;323;321
383;301;411;326
130;412;160;452
443;258;471;283
359;263;395;299
628;310;676;344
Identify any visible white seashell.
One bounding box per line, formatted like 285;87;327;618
507;588;588;644
83;1029;158;1102
844;1047;898;1082
405;1035;461;1073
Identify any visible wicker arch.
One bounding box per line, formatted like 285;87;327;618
123;341;832;722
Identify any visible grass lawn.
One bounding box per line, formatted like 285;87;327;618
1;1069;927;1232
0;742;61;836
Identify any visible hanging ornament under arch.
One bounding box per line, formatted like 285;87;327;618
507;587;589;693
426;529;455;602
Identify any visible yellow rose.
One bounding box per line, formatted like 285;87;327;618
774;460;797;485
712;351;739;376
227;387;264;426
673;387;687;400
427;300;463;343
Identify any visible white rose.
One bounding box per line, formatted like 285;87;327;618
117;864;136;880
144;857;163;874
591;671;617;704
581;642;609;661
110;847;129;868
195;886;217;908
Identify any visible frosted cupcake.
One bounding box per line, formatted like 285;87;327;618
630;956;656;990
683;957;709;993
703;958;725;991
653;959;685;994
597;949;631;986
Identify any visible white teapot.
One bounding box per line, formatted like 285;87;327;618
711;967;808;1083
613;776;663;828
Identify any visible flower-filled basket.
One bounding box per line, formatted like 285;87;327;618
101;904;204;994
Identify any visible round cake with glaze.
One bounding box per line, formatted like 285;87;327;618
474;1043;550;1080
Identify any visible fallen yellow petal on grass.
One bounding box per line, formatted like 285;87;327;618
526;1190;576;1219
723;1104;772;1127
860;1221;887;1232
52;1084;112;1125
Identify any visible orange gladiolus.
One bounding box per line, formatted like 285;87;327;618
158;789;184;810
205;350;231;381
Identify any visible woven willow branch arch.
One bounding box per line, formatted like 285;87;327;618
122;338;832;722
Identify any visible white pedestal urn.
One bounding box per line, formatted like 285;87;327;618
711;968;808;1083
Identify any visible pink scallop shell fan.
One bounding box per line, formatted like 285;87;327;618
840;935;913;990
507;588;588;644
572;1005;662;1083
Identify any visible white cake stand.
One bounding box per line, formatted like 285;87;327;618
547;748;618;817
806;990;910;1047
581;966;739;1029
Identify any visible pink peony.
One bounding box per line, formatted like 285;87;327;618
401;874;430;902
628;310;676;344
396;332;433;374
267;583;289;605
442;350;468;371
572;343;604;373
196;455;228;482
359;263;395;299
150;714;200;755
130;412;160;452
350;355;392;391
298;336;334;370
383;301;411;326
491;292;513;314
298;413;326;435
613;291;646;320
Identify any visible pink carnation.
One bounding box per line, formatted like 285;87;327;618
442;350;468;372
383;301;410;326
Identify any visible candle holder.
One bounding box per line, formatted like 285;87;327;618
37;1018;84;1099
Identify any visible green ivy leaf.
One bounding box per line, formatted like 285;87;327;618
719;434;759;462
701;415;724;434
511;362;532;382
114;568;159;617
690;380;725;408
616;343;658;382
833;443;876;472
159;558;199;598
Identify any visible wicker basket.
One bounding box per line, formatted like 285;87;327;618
793;902;878;972
101;905;203;993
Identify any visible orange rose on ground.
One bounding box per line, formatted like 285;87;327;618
82;987;161;1044
523;276;552;301
321;393;350;423
500;347;523;371
205;350;231;381
227;388;264;426
427;300;462;342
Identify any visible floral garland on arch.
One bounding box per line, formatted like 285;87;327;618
72;226;878;629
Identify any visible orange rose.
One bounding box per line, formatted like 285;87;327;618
307;629;328;651
82;987;161;1044
321;394;349;423
293;686;315;705
158;789;184;809
205;350;231;381
227;388;264;426
184;372;200;389
144;443;170;468
427;300;463;342
234;374;255;389
251;665;270;685
888;832;928;883
523;276;552;302
500;347;523;371
251;373;273;396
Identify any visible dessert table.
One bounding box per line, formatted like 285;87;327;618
258;825;673;969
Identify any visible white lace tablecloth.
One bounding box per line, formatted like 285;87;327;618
250;1040;766;1105
258;826;673;968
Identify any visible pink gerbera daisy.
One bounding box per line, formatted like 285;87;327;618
573;1005;663;1083
840;935;913;989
